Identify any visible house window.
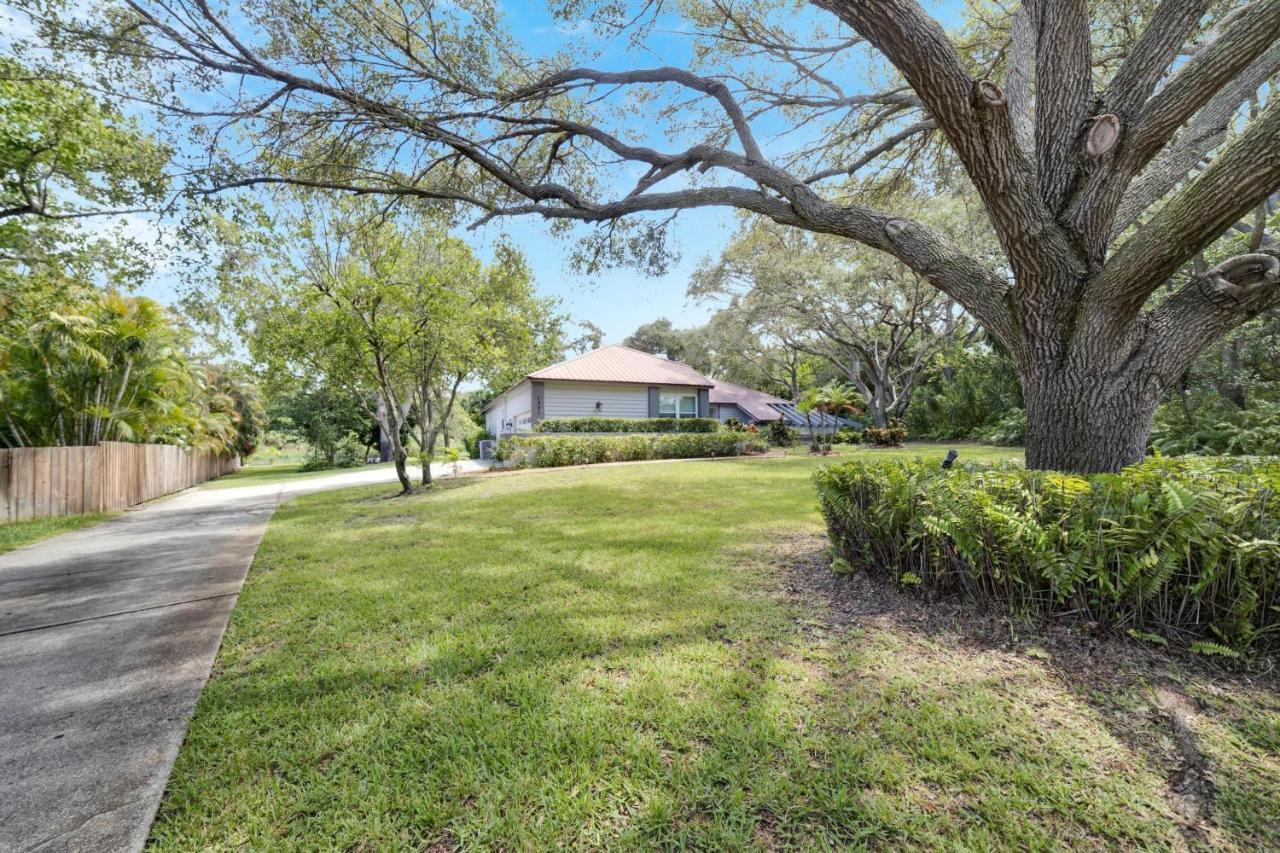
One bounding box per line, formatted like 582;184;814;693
659;392;698;418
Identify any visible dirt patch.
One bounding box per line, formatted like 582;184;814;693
1153;682;1216;840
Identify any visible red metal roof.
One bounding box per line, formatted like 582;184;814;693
527;345;714;387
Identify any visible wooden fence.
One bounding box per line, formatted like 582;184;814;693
0;442;239;523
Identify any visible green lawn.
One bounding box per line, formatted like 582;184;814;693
0;512;115;555
201;461;396;489
151;445;1278;850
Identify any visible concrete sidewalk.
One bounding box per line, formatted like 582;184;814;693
0;460;483;853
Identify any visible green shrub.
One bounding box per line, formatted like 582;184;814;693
533;417;720;434
980;408;1027;446
497;432;768;468
833;427;862;445
1151;399;1280;456
299;430;366;471
722;417;744;432
767;419;798;446
812;457;1280;655
863;419;908;447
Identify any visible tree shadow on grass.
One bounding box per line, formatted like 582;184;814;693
775;531;1280;850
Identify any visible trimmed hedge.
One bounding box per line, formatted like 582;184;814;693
498;432;769;468
534;417;720;434
814;457;1280;655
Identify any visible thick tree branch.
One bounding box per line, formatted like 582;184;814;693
1142;247;1280;379
1104;0;1215;119
814;0;1047;282
1114;40;1280;235
1096;99;1280;318
1004;2;1037;162
1125;0;1280;172
1033;0;1092;214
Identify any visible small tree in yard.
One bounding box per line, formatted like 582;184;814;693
22;0;1280;471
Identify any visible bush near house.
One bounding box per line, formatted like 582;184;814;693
534;417;720;434
498;432;768;468
814;457;1280;655
863;419;908;447
768;419;798;446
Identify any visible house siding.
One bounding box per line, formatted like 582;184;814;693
543;381;649;419
712;403;745;422
543;381;706;420
485;380;533;435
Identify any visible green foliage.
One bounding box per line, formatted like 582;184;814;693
863;419;908;447
0;56;168;221
767;419;798;446
533;417;720;434
813;457;1280;655
0;286;241;452
299;431;366;472
832;427;861;445
980;408;1028;446
204;366;266;458
497;432;768;468
1151;399;1280;457
906;345;1023;440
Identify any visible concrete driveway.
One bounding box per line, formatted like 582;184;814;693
0;460;485;853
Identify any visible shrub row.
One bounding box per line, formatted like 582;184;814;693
498;432;769;468
813;457;1280;655
534;416;720;433
862;419;908;447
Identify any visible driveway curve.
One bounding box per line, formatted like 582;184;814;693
0;461;484;853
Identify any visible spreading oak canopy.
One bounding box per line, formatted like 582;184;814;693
15;0;1280;470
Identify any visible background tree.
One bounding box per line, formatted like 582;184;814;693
19;0;1280;470
226;197;559;491
0;285;241;450
693;221;970;427
0;56;168;224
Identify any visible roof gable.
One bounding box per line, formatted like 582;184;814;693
527;345;714;387
708;379;788;422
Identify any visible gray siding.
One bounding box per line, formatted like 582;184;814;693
543;381;649;419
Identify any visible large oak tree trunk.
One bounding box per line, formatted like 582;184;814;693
1022;367;1163;473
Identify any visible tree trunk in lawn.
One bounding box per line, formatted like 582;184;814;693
1022;367;1163;473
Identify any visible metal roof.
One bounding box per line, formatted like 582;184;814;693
708;380;787;422
527;345;715;387
770;403;862;429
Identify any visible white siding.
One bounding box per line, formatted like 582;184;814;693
485;380;533;435
543;381;649;419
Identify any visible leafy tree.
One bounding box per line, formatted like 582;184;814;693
0;56;168;223
694;220;971;427
204;366;266;458
20;0;1280;471
224;198;558;492
0;284;235;450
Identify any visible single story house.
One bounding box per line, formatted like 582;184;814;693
485;345;860;435
484;345;714;435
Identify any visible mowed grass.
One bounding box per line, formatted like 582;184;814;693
150;445;1278;850
0;512;115;555
201;460;396;489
